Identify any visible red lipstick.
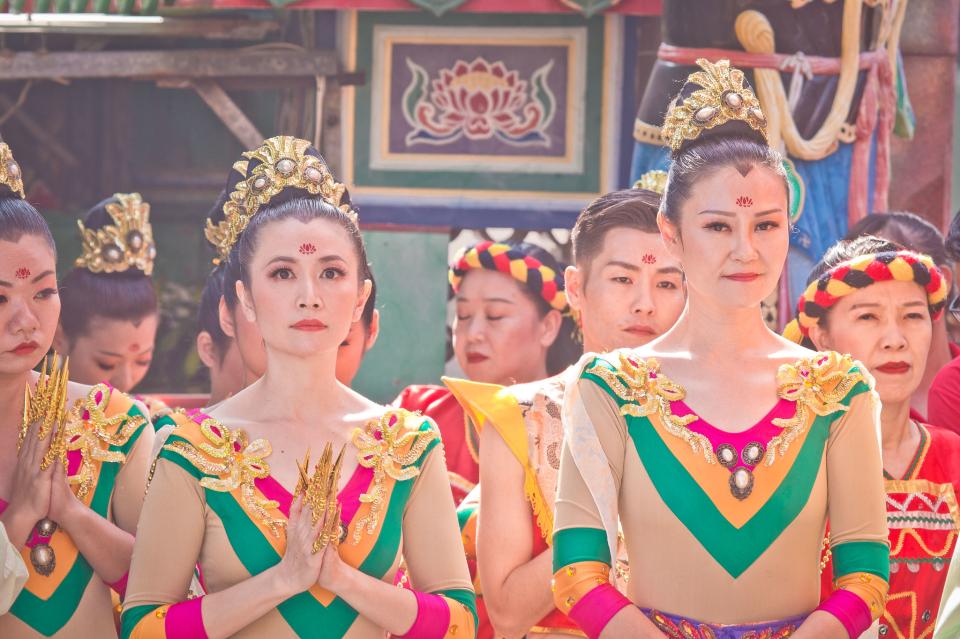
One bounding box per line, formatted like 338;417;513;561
723;273;761;282
291;319;327;332
876;361;911;375
466;353;489;364
8;341;38;356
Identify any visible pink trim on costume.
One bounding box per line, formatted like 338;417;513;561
816;589;873;639
67;448;83;476
673;398;795;453
567;584;632;639
164;597;209;639
395;591;451;638
108;572;129;598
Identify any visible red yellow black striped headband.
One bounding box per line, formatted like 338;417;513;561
449;241;569;314
783;250;948;343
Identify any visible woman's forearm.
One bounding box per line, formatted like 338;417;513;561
483;549;555;638
198;566;303;639
332;564;418;635
61;504;134;587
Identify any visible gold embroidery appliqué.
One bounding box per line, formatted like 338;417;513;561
769;352;863;465
163;417;284;537
587;354;710;463
66;384;147;499
350;410;437;543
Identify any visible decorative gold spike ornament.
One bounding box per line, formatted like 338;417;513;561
294;443;345;554
204;137;358;264
0;143;25;199
19;353;71;471
660;58;768;153
19;353;72;577
75;193;157;276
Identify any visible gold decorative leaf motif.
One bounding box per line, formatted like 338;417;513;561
350;410;437;543
768;352;863;465
162;417;283;537
586;354;709;463
66;383;146;499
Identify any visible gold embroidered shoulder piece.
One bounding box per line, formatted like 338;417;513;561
585;353;710;463
65;384;147;499
768;351;865;465
350;409;438;543
162;416;284;537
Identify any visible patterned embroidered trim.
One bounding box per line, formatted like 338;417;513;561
66;384;147;499
586;354;709;463
162;417;284;537
767;352;863;466
351;410;437;543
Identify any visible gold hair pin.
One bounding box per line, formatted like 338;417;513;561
633;169;668;194
205;137;358;264
294;443;345;554
661;58;767;153
0;143;24;199
75;193;157;276
19;353;70;471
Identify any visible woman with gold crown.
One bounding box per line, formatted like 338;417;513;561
54;194;159;398
121;136;475;639
551;60;888;638
0;137;157;638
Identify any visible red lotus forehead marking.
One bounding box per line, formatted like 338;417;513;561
129;343;140;353
299;243;317;255
735;196;753;208
641;253;657;265
14;267;30;279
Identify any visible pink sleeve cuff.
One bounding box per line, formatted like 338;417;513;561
109;572;129;599
567;584;632;639
816;589;873;639
394;591;450;638
165;597;208;639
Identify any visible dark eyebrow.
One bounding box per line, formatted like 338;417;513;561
656;266;684;276
97;346;155;358
698;209;782;218
266;254;346;267
456;296;515;305
601;260;640;272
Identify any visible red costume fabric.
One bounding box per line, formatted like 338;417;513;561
927;343;960;435
394;385;479;505
822;423;960;639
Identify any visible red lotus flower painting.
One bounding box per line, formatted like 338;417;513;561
402;57;556;147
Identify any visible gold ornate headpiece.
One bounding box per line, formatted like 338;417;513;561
204;136;358;264
75;193;156;276
633;169;667;194
661;58;768;154
0;142;25;199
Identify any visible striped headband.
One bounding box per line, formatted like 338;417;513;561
783;250;948;343
449;241;569;314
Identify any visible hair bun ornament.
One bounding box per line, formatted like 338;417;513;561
204;136;358;265
633;169;667;194
75;193;157;276
0;142;25;199
661;58;768;156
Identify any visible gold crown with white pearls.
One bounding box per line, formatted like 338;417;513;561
205;137;357;264
0;143;25;199
75;193;156;276
661;58;768;153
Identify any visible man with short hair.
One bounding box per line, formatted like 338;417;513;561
447;183;686;639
